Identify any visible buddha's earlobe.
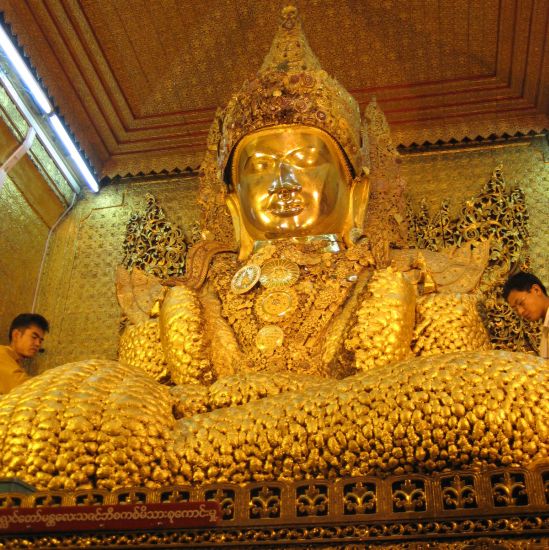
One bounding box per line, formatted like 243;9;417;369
344;174;370;246
226;193;254;260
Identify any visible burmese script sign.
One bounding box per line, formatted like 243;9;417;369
0;501;220;534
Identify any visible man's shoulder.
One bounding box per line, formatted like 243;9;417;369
0;345;16;357
0;345;19;364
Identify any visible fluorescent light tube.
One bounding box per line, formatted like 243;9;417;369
0;71;80;193
50;114;98;192
0;24;52;114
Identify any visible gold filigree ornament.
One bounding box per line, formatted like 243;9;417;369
255;287;298;323
259;258;300;288
255;325;284;354
231;264;261;294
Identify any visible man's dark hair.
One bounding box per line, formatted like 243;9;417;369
8;313;49;341
503;271;547;301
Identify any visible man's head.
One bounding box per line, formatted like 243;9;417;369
8;313;49;360
503;272;549;322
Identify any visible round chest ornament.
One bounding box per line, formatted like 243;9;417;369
231;264;261;294
256;325;284;354
259;259;300;288
255;287;297;323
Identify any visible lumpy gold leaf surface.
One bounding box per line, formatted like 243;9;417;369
0;351;545;490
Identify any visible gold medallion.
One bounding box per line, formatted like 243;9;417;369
231;264;261;294
259;258;300;288
256;325;284;354
255;287;297;323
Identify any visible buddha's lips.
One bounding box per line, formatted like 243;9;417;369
269;202;304;217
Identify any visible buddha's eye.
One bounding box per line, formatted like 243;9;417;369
286;146;326;168
245;154;276;173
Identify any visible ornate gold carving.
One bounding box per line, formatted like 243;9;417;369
296;484;328;517
249;485;281;519
441;474;478;510
0;465;548;547
392;478;426;512
343;481;377;515
363;97;409;248
407;166;539;353
491;471;528;507
205;487;235;520
122;193;187;279
208;239;368;377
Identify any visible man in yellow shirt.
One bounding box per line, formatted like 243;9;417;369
0;313;49;394
504;272;549;359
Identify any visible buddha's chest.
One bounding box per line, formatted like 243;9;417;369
210;244;372;374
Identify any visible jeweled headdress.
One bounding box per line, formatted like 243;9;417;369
199;5;404;251
217;5;364;178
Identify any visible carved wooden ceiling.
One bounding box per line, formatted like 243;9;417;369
0;0;547;181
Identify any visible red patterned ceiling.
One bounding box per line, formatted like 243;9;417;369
1;0;547;180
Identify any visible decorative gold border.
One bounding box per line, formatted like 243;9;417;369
1;464;548;547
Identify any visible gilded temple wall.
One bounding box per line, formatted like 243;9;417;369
0;178;49;346
402;137;549;285
33;176;200;372
28;138;549;370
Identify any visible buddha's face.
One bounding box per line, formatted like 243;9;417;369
231;127;352;240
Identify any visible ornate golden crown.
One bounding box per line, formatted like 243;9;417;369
217;6;364;178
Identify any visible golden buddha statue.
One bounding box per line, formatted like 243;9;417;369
0;6;546;493
122;5;491;387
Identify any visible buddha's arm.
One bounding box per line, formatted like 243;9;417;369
198;282;246;379
344;268;416;372
412;293;492;356
160;286;212;385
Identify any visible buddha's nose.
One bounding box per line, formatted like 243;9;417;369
268;163;301;195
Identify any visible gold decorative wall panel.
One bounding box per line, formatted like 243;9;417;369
34;176;201;372
402;137;549;285
1;1;547;178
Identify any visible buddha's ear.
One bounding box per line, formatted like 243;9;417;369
345;173;370;245
226;193;254;260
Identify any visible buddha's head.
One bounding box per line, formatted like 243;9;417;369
201;6;370;258
227;125;357;246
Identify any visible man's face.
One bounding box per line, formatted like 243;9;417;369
11;324;45;359
507;285;547;322
233;127;351;240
